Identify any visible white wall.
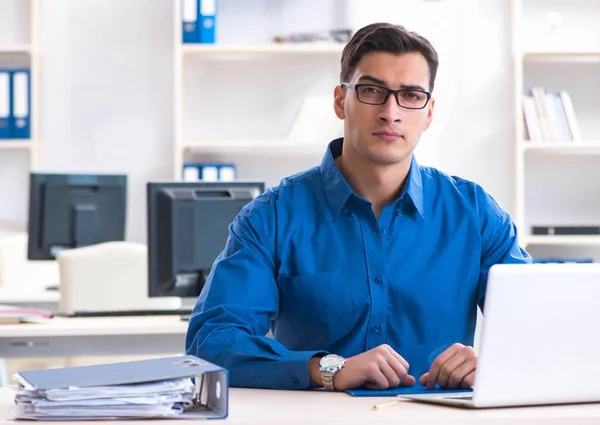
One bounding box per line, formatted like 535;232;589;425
1;0;516;242
346;0;515;214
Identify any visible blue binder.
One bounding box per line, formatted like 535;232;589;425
0;69;10;139
10;69;31;139
198;0;216;44
181;0;199;43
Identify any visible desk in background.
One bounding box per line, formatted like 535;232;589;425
1;386;600;424
0;316;187;358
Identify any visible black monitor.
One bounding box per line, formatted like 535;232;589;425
147;181;265;298
27;173;127;260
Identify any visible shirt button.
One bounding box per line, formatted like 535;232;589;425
349;211;356;217
374;276;383;285
379;228;386;235
373;324;381;332
396;211;402;216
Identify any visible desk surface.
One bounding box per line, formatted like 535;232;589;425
2;387;600;424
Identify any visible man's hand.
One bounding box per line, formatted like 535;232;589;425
309;344;416;390
419;343;477;390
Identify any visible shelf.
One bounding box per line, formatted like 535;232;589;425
180;43;344;56
0;141;32;150
0;44;32;54
522;51;600;62
522;142;600;154
524;235;600;247
183;140;327;155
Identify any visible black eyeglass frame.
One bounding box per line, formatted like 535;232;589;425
341;82;432;110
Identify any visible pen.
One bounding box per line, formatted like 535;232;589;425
372;398;403;410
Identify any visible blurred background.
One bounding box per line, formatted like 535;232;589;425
1;0;599;381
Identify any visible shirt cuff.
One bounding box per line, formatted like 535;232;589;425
277;350;328;389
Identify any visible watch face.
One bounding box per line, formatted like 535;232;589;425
320;354;344;368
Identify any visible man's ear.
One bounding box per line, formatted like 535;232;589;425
423;97;435;131
333;85;345;120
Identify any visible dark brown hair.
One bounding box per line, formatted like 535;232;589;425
340;23;439;91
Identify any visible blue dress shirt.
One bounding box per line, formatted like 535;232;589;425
186;138;533;390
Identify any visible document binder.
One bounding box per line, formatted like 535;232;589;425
198;0;216;44
0;69;10;139
10;69;31;139
181;0;199;43
15;355;228;420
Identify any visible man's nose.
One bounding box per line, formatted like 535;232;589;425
378;93;404;123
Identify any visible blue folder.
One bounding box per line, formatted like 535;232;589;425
181;0;199;43
0;69;10;139
346;385;473;397
198;0;216;44
10;69;30;139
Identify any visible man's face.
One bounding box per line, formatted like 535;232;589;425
334;51;434;166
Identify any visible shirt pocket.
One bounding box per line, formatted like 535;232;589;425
277;268;355;348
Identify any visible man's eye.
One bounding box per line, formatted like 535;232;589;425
402;91;424;100
363;86;383;94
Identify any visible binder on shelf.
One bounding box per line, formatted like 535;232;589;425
0;69;10;139
181;0;199;43
198;0;216;44
182;162;236;182
10;69;30;139
202;164;219;181
183;162;201;181
14;355;229;420
219;164;236;181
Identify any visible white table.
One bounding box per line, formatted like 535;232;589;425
1;386;600;424
0;316;188;358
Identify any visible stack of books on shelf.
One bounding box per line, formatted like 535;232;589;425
522;86;581;143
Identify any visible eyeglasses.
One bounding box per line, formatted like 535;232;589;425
341;82;431;110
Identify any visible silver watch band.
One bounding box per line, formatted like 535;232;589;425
322;372;335;390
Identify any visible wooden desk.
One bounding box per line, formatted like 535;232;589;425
0;316;188;358
1;386;600;424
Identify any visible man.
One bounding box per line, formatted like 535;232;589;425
185;22;533;391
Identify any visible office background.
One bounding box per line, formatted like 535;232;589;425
1;0;600;377
1;0;516;241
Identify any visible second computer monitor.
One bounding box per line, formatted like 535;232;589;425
27;173;127;260
147;180;265;299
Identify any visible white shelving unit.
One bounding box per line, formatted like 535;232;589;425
172;1;347;184
0;0;42;226
512;0;600;254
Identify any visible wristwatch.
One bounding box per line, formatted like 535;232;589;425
319;354;346;390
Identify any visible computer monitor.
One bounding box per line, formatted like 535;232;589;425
27;173;127;260
147;181;265;298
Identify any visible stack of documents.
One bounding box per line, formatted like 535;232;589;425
12;355;229;420
14;378;194;420
0;305;53;324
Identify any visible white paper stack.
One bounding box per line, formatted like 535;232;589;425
14;376;195;420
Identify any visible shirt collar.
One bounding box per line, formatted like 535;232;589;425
320;137;425;220
320;138;353;219
402;155;425;219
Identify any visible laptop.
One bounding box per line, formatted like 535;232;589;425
402;263;600;408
